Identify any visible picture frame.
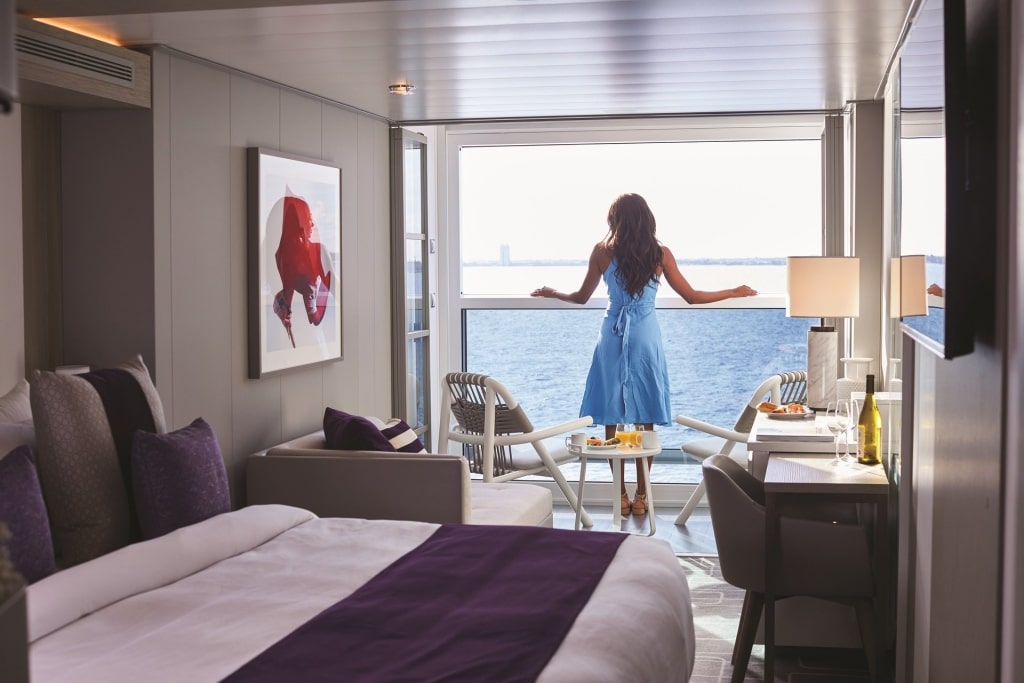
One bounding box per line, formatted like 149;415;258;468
247;147;342;379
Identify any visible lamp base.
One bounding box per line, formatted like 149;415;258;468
806;328;837;410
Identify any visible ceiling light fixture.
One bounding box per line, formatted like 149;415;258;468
388;83;415;95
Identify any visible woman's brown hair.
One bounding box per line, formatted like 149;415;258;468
603;193;663;298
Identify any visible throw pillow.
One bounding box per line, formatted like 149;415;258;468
131;417;231;540
380;418;428;453
30;354;167;567
323;407;396;452
0;446;57;583
0;378;32;424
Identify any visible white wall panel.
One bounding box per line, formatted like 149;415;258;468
356;116;393;415
228;74;283;495
321;105;363;412
152;51;173;415
166;56;234;464
0;105;24;389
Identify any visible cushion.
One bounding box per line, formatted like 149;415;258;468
0;378;32;424
323;408;396;452
380;418;427;453
30;354;167;567
0;445;56;583
131;417;231;540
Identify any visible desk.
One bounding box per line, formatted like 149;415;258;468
573;444;661;535
763;453;890;682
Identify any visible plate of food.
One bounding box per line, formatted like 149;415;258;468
758;401;815;420
586;444;622;451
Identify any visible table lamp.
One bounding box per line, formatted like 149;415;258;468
892;254;928;318
786;256;861;410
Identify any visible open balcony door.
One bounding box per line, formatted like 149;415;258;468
390;128;435;447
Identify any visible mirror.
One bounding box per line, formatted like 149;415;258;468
897;0;946;354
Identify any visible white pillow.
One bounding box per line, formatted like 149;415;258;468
380;418;428;454
0;378;32;424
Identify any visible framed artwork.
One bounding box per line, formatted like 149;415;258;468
247;147;342;379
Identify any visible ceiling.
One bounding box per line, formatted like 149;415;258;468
15;0;927;124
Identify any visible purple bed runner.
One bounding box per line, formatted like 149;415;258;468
221;524;628;683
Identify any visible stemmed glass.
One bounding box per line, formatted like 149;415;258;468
825;400;854;464
825;402;843;463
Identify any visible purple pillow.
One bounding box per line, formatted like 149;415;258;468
0;445;56;583
380;418;427;453
323;408;396;452
131;418;231;540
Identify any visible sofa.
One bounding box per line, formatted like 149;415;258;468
246;430;554;526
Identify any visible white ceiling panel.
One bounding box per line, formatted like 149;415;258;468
15;0;926;122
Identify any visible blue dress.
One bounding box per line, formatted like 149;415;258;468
579;259;672;426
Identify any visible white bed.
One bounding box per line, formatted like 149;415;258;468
28;505;695;682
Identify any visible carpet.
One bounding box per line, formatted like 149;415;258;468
678;555;872;682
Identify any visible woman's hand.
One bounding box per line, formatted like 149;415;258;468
732;285;757;297
531;286;554;298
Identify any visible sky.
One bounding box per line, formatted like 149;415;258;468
459;140;823;263
899;136;945;258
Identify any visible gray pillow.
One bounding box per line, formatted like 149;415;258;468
30;355;166;567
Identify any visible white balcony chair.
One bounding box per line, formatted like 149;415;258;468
437;372;594;527
674;370;807;526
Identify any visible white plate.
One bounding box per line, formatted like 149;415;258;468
765;409;815;420
585;444;622;451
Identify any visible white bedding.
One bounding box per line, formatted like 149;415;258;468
29;505;694;682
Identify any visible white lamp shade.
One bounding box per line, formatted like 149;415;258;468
786;256;861;318
897;254;928;317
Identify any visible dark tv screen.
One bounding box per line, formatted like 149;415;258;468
898;0;993;359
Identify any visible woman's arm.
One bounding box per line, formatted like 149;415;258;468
660;245;758;304
531;243;609;304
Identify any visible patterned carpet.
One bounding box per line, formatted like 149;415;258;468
679;556;873;682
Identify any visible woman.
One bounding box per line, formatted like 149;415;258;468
531;193;756;516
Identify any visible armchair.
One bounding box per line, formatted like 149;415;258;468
674;370;807;525
437;372;593;527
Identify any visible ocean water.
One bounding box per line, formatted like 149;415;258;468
464;307;813;455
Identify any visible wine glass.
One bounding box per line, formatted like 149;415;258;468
834;399;854;462
824;401;845;463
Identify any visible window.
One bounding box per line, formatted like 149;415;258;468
444;117;828;480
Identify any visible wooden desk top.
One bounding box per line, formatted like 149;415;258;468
764;452;888;495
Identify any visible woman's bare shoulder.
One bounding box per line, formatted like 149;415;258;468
591;242;613;267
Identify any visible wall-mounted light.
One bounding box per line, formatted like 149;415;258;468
388;83;415;95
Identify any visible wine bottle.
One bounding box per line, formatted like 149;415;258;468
857;374;882;465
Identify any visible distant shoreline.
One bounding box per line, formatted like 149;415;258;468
465;257;789;267
465;255;945;267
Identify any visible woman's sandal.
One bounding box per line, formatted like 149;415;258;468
621;493;632;516
631;492;648;515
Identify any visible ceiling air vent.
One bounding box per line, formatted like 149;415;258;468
16;28;134;87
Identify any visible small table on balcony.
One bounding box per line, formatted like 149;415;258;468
572;444;662;536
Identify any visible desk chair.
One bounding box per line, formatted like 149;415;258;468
674;370;807;525
702;454;877;682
